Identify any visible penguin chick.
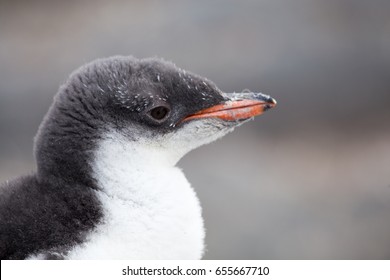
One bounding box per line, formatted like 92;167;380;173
0;56;276;259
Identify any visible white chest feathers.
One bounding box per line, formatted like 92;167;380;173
67;132;205;259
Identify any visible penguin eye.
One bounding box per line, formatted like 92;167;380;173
149;106;170;121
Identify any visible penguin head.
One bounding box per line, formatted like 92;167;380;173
35;56;276;182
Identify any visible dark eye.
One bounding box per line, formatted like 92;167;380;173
149;106;170;121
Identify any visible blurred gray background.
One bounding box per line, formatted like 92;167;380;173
1;0;389;259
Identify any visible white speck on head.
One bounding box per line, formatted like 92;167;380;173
157;74;161;82
97;85;105;93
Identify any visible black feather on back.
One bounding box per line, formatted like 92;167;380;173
0;175;102;259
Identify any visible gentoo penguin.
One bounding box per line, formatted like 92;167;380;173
0;56;276;259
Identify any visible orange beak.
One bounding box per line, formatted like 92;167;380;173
183;98;277;122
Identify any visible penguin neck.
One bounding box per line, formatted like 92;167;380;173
34;119;99;188
91;130;185;200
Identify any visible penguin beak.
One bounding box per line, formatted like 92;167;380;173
183;93;277;122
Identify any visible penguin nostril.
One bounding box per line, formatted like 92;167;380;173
149;106;170;120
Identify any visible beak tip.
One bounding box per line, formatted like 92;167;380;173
261;97;277;112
